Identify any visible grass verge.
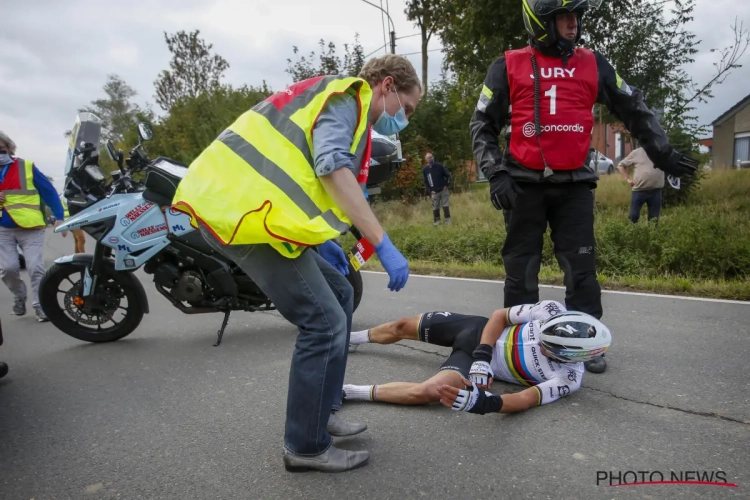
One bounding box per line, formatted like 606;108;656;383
352;169;750;301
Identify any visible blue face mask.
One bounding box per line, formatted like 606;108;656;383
373;89;409;136
428;158;434;164
0;152;12;165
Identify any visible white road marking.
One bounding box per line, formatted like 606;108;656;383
361;271;750;305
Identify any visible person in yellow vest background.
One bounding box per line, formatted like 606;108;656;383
60;194;86;253
172;54;422;473
0;131;66;322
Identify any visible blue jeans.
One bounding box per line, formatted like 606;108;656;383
199;227;353;456
629;189;662;223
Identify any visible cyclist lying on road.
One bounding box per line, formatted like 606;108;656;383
343;301;611;415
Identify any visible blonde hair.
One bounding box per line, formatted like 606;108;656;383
359;54;422;94
0;130;16;154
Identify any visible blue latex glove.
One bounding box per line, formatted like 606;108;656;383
374;232;409;291
318;240;349;276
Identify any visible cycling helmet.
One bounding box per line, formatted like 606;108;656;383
522;0;603;55
538;311;611;363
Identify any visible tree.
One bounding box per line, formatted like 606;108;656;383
142;83;272;165
285;34;366;83
404;0;445;93
381;73;477;201
154;30;230;111
433;0;638;87
65;74;142;144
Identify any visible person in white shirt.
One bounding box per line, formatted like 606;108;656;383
617;147;665;223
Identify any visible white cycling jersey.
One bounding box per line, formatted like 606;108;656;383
490;301;585;405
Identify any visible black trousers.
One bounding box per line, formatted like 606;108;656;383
501;182;602;320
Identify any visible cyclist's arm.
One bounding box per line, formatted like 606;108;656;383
470;56;510;180
495;365;584;413
593;51;671;165
506;300;566;324
478;309;510;347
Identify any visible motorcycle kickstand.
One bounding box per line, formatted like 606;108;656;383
213;310;231;347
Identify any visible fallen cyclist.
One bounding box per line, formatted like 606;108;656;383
343;301;611;414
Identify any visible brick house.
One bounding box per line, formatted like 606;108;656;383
710;93;750;168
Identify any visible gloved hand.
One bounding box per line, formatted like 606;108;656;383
317;240;349;276
469;361;493;388
374;232;409;292
437;378;503;415
469;343;494;388
489;171;524;211
653;147;699;177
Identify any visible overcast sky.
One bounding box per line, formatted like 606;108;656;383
2;0;749;189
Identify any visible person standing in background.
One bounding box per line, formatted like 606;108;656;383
617;146;665;223
60;194;86;253
0;131;66;321
422;152;452;225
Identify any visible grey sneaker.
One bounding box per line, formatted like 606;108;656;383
34;307;49;323
12;297;26;316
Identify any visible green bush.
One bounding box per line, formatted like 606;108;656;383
368;170;750;283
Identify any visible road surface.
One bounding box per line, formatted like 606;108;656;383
1;230;748;499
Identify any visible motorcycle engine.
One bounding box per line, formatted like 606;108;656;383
153;263;204;302
172;271;204;302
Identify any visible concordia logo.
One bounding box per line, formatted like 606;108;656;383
522;122;586;137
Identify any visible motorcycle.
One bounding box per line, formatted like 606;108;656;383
39;117;401;346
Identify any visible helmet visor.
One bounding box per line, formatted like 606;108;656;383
536;0;604;15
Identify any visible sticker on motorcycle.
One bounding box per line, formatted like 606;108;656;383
124;202;154;223
131;223;168;239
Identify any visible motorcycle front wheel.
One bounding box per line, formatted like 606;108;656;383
39;261;145;343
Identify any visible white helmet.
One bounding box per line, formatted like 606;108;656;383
538;311;611;363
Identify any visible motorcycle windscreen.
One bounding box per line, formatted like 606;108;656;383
64;112;103;175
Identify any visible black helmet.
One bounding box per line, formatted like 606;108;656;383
522;0;602;55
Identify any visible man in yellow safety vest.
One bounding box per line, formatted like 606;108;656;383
0;131;66;321
172;55;422;472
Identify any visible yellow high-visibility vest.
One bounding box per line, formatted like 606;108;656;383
0;158;46;228
61;195;70;218
172;75;372;258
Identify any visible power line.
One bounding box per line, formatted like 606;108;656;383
365;44;389;59
359;0;396;53
359;0;395;31
399;48;443;57
364;33;423;59
380;0;388;55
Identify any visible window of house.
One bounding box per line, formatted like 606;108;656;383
734;132;750;166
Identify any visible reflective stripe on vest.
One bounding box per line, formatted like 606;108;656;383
1;158;45;228
172;75;372;258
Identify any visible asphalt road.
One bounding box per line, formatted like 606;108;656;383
1;230;749;499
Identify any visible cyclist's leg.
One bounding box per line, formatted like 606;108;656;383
344;321;485;405
351;312;487;348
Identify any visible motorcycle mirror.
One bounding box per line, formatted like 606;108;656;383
137;123;153;142
105;140;117;161
116;149;126;172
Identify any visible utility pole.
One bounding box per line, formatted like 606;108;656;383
360;0;397;54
